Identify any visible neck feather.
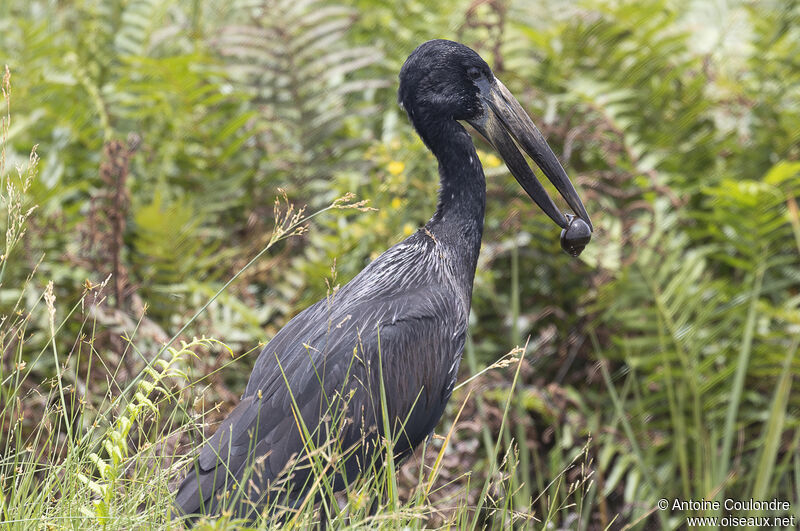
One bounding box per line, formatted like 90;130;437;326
416;117;486;290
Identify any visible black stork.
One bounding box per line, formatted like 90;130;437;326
174;39;592;522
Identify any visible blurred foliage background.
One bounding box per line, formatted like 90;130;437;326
1;0;799;528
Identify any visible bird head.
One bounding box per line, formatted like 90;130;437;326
398;39;491;122
399;39;592;256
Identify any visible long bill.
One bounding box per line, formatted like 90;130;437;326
467;78;592;231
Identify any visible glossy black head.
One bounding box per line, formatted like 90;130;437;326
398;39;593;253
398;40;492;124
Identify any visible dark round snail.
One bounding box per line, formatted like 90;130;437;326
560;214;592;257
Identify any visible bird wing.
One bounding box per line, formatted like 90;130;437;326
175;255;467;517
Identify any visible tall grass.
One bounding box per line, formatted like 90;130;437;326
1;247;594;529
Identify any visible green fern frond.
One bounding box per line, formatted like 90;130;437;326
216;0;385;191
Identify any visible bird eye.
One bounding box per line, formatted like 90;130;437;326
467;67;482;80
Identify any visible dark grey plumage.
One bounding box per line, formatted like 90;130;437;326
174;38;591;522
175;231;470;518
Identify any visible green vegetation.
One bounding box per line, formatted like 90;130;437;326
1;0;799;528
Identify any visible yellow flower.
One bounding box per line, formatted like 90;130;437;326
485;153;502;168
403;222;415;236
391;197;403;209
387;160;405;175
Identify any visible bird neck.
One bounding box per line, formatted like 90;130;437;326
420;118;486;288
